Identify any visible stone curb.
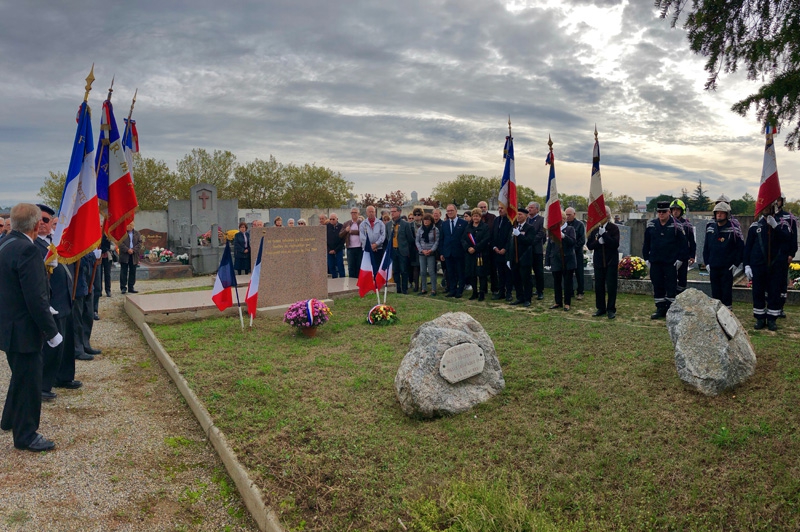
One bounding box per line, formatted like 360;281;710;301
126;300;285;532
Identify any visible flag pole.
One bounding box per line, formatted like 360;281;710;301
95;75;114;178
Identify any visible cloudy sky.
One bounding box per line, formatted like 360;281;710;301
1;0;797;207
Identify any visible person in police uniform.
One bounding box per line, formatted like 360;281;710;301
775;193;798;318
669;199;696;293
643;201;689;319
703;202;744;309
744;202;793;330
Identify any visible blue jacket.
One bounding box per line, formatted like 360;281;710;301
703;220;743;269
440;217;468;258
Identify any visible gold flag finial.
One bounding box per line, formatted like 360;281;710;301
84;64;96;102
508;115;512;137
548;134;553;150
106;75;115;101
594;124;598;141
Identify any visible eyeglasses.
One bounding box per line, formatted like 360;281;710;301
657;209;669;213
41;217;51;224
298;222;307;226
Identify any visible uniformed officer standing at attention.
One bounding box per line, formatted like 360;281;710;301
775;192;798;318
703;202;744;309
643;201;689;319
669;199;696;293
743;202;792;331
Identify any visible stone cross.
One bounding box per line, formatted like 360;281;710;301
198;190;211;210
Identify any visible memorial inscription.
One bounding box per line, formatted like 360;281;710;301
439;343;485;384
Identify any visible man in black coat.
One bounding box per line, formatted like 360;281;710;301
643;201;689;319
491;205;513;301
325;213;345;279
386;206;416;294
478;201;498;294
526;202;547;300
507;208;535;307
586;206;620;319
439;204;468;298
0;203;60;451
565;207;587;300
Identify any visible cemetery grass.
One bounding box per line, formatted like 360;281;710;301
152;293;800;531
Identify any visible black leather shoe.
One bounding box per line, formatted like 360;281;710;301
469;293;478;300
607;312;616;320
55;380;83;389
454;293;463;299
106;291;111;297
478;293;485;302
549;304;562;310
522;301;531;307
128;289;139;294
492;294;503;300
93;312;100;320
650;311;665;320
767;319;778;331
509;300;523;306
85;347;102;355
121;288;127;294
76;352;94;361
754;318;766;330
505;296;513;302
779;311;787;319
41;391;57;402
445;292;455;298
18;434;55;452
536;294;544;300
592;310;606;317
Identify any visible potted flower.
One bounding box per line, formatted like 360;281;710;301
160;249;174;262
176;253;189;265
284;299;332;337
367;304;398;325
618;256;648;279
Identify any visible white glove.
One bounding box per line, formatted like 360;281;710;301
745;265;753;280
598;226;606;235
506;261;511;270
674;260;683;270
561;231;567;238
93;249;102;259
704;264;710;271
47;333;63;348
49;306;58;315
512;227;521;237
766;215;778;228
46;255;58;268
645;260;650;269
598;236;605;244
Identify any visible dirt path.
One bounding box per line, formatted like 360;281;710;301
0;276;258;532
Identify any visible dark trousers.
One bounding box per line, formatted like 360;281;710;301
42;314;69;392
677;260;689;292
73;295;87;357
81;293;94;349
2;350;43;448
751;265;783;319
56;315;76;383
101;256;112;294
347;247;362;278
532;253;545;296
495;252;511;298
327;250;345;278
235;257;251;275
487;253;498;293
709;267;734;307
573;250;585;295
93;262;103;312
650;261;677;310
775;259;790;310
511;263;532;303
120;261;137;291
468;275;488;295
445;256;465;296
553;269;574;306
393;250;410;293
370;247;384;276
594;266;618;313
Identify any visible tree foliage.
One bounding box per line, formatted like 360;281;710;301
281;163;353;208
38;171;66;210
228;156;286;209
613;194;637;213
175;148;238;199
730;192;756;214
646;194;676;212
132;154;180;210
657;0;800;149
431;174;501;209
689;180;712;211
517;186;544;210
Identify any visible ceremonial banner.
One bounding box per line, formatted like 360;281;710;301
97;100;138;242
54;101;101;263
544;144;562;245
123;118;139;180
586;131;607;234
754;124;781;218
376;242;393;291
498;135;517;220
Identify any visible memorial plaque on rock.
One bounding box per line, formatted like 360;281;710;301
439;343;485;384
250;226;328;307
140;228;168;251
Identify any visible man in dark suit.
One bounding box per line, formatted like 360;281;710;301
118;221;144;294
385;206;415;294
491;205;513;301
99;233;112;297
439;203;468;298
507;208;535;306
586;206;620;319
526;202;547;300
478;201;498;294
0;203;61;452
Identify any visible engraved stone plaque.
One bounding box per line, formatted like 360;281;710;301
439;343;485;384
716;306;739;339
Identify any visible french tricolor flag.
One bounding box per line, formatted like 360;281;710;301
755;123;781;218
544;140;563;245
245;236;264;323
212;241;238;311
586;129;607;235
54;101;101;263
498;134;517;221
357;234;377;297
376;243;393;291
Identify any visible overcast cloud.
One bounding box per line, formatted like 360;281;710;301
0;0;797;207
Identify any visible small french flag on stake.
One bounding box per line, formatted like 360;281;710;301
245;236;264;326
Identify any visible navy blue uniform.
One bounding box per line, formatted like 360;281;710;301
744;216;792;321
776;209;798;311
642;216;689;313
674;217;696;292
703;220;744;307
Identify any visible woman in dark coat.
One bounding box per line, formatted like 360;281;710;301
233;222;251;275
545;210;577;310
462;208;491;300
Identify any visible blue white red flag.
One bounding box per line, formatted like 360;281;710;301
498;135;517;220
755;123;781;218
123;118;138;182
54;101;102;264
545;145;563;245
586;131;607;234
245;236;263;320
468;233;477;247
211;241;238;311
305;299;316;327
96;100;138;243
357;234;377;297
376;243;394;291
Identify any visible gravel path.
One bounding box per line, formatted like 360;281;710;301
0;275;258;532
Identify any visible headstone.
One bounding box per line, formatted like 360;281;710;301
190;183;217;233
250;226;328;307
617;224;631;257
667;289;756;396
394;312;505;418
140;228;168;251
245;211;263;225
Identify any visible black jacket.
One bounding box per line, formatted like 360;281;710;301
526;214;546;255
586;222;620;269
507;221;535;266
642;216;689;264
34;237;73;316
326;223;345;253
462;221;490;277
234;231;251;259
491;215;513;252
0;231;59;353
744;217;792;268
703;220;744;269
546;225;577;272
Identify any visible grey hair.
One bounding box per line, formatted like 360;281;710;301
528;202;540;209
10;203;41;234
605;206;612;218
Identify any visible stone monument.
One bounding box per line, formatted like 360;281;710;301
249;226;328;307
667;289;756;396
394;312;505;418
